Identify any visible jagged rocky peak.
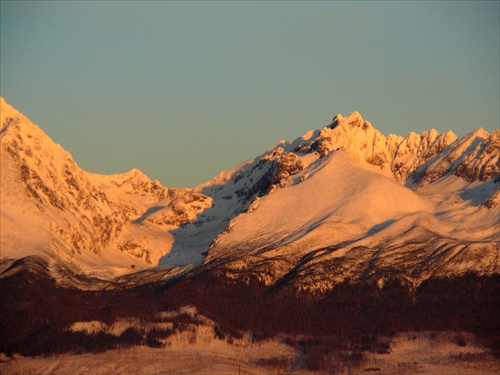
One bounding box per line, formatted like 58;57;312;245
308;111;391;172
330;111;370;130
1;99;89;212
272;110;496;189
297;111;376;148
315;111;491;184
386;133;404;153
408;127;498;187
454;129;500;183
391;129;458;182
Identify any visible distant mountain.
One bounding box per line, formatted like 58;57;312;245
1;98;498;288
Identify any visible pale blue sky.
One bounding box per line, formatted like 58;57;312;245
1;1;499;187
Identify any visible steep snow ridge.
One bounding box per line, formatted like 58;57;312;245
391;130;457;181
454;130;500;183
408;128;492;187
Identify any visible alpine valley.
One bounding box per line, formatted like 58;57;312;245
1;97;499;374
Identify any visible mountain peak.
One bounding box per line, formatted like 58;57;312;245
330;111;366;130
1;97;25;133
0;97;8;111
467;127;490;139
0;97;14;115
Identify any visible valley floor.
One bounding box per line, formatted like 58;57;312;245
1;332;499;375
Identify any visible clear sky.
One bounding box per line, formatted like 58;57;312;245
1;1;499;187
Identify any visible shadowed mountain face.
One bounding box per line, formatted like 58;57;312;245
1;97;499;360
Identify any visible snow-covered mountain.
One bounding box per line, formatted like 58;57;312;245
1;98;498;290
0;98;210;279
199;112;498;292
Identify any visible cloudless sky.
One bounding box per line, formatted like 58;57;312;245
1;1;499;187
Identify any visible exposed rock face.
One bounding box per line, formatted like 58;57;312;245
407;129;490;186
484;189;500;209
454;130;500;182
391;130;458;182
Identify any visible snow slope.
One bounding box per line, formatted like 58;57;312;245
206;152;435;262
2;331;499;375
2;323;499;375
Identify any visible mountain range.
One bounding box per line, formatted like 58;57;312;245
1;97;498;287
1;97;499;368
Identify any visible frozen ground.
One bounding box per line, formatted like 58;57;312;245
1;332;498;374
0;338;294;375
359;332;500;375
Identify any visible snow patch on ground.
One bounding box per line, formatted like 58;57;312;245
1;332;498;375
